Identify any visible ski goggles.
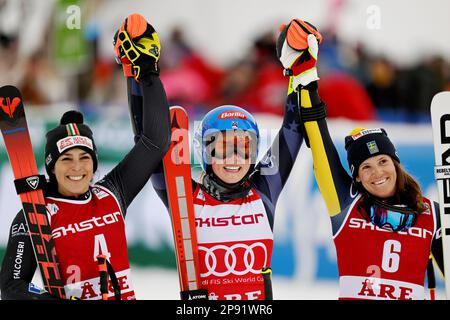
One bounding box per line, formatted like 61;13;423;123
205;132;257;162
369;198;417;232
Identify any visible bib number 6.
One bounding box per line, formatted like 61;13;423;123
381;240;401;273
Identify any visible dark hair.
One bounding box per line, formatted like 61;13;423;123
357;159;427;218
45;110;98;178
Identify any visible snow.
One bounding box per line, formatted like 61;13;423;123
28;267;445;300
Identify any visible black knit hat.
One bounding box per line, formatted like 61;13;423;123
44;110;98;176
345;128;399;179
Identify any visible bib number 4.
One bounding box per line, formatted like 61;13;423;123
94;234;111;261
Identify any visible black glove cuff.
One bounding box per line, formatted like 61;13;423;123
300;102;327;122
303;81;318;91
137;61;160;85
298;101;327;149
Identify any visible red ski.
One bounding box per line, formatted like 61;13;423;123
163;106;206;300
0;85;65;299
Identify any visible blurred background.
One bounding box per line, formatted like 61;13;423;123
0;0;449;299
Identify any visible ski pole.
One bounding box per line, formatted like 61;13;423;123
97;255;109;300
427;256;436;300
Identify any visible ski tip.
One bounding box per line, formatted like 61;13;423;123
430;91;450;111
170;105;187;113
0;85;22;98
0;86;24;122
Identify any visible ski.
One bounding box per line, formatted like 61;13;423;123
430;91;450;299
0;85;65;299
163;106;206;300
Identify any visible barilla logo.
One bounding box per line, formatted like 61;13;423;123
351;128;383;140
57;136;93;153
218;111;247;120
0;96;21;119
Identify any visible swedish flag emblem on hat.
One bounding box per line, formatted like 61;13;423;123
367;140;379;155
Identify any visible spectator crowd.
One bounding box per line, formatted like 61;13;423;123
0;1;449;123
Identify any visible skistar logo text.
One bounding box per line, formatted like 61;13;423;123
218;111;247;120
348;218;433;239
51;211;122;238
195;213;264;228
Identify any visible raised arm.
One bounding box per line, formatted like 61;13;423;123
300;82;354;216
276;19;353;217
97;14;171;214
250;87;304;226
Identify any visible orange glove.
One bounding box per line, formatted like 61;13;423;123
276;19;323;88
113;14;161;82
